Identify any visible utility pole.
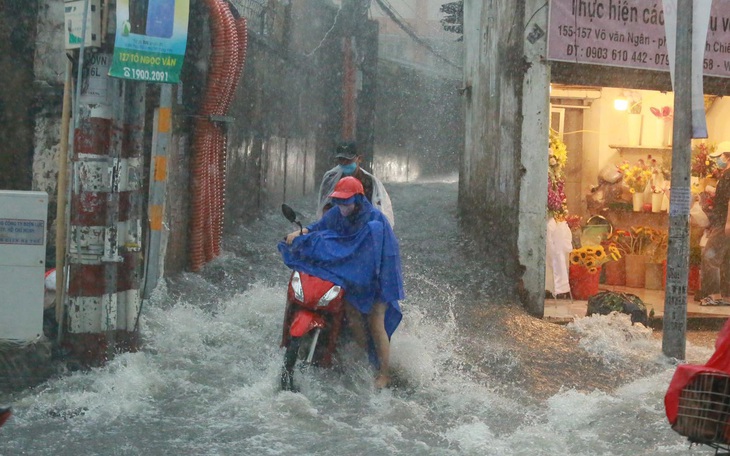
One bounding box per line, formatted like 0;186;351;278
662;0;692;360
341;0;359;143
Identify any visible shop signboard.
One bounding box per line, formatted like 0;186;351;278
109;0;190;83
548;0;730;79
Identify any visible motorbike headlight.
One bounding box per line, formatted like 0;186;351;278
317;285;341;307
291;272;304;302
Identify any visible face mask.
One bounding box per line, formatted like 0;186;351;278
339;162;357;175
717;156;727;169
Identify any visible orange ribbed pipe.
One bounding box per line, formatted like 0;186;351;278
190;0;247;270
209;1;236;259
213;10;247;257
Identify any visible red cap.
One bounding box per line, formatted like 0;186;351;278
329;176;364;200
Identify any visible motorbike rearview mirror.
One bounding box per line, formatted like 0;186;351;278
282;204;297;223
282;204;303;234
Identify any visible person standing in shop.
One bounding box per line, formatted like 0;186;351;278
699;141;730;305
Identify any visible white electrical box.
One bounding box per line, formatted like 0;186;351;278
64;0;102;49
0;191;48;341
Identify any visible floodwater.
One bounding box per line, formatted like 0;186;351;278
0;176;720;455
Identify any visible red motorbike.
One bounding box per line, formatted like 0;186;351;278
279;205;347;391
0;407;11;428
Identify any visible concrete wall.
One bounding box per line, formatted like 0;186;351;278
460;0;528;304
32;0;66;264
0;1;41;191
518;0;550;315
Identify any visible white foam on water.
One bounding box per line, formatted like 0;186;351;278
1;181;721;455
3;276;718;456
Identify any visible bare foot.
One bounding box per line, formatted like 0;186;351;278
374;374;391;389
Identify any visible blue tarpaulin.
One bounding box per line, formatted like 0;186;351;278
278;196;404;337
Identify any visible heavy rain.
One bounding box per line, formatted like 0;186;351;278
0;179;719;455
0;0;728;455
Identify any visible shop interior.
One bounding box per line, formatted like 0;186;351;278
544;84;730;321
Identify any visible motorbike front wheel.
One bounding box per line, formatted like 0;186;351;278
280;336;302;391
280;329;325;391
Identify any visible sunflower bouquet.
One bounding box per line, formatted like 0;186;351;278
605;226;655;255
569;245;621;274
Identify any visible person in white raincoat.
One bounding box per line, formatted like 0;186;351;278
316;142;394;227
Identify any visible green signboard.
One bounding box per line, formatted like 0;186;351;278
110;0;189;83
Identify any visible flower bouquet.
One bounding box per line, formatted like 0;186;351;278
619;159;654;211
548;129;568;220
619;161;653;194
570;245;621;274
691;141;721;193
568;245;620;299
606;226;655;288
607;226;654;256
650;106;673;120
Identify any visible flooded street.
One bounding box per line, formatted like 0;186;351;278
0;177;720;455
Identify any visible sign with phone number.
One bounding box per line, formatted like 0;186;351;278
110;0;189;83
548;0;730;78
112;49;179;82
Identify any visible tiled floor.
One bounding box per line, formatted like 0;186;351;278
544;284;730;322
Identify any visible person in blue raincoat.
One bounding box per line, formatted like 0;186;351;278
280;176;404;388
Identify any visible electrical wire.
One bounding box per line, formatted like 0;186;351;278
304;3;342;57
372;0;461;69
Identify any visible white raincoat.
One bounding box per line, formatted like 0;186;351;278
316;166;395;227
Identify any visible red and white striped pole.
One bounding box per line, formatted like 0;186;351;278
65;56;143;364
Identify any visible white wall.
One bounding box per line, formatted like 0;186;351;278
707;96;730;142
566;87;676;218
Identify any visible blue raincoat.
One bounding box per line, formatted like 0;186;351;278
278;195;404;338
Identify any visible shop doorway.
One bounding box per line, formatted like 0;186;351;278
544;85;730;322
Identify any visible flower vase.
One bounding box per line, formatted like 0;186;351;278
651;193;663;212
645;262;664;290
632;192;644;212
604;257;626;286
654;117;665;146
663;118;673;146
625;254;647;288
628;113;642;146
641;116;664;146
569;264;601;300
